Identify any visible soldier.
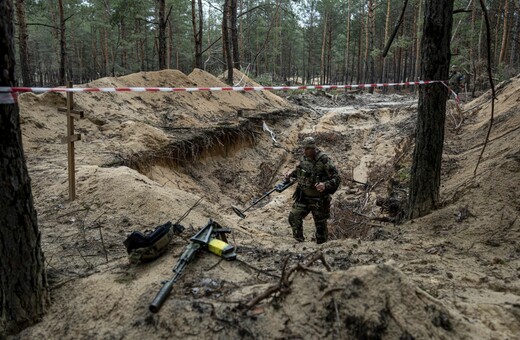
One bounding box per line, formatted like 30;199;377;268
284;137;340;244
449;65;464;95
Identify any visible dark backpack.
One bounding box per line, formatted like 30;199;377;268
123;222;184;263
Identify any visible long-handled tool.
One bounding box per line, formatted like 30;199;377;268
232;179;295;219
346;178;370;189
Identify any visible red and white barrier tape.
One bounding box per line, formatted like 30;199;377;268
0;80;444;104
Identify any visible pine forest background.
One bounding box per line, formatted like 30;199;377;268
13;0;520;89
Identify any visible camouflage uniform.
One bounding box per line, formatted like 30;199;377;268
287;139;340;244
449;67;463;95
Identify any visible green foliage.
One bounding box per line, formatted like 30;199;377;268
14;0;519;87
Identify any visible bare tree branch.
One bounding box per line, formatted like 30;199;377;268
474;0;496;175
382;0;409;58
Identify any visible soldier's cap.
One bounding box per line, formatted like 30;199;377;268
301;136;316;149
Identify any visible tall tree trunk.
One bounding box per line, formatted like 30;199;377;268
407;0;454;219
191;0;202;69
58;0;66;84
100;29;108;76
510;2;519;66
498;0;510;65
256;24;260;77
327;21;332;83
231;0;240;70
320;12;328;84
222;0;233;84
414;0;422;81
344;0;351;84
121;20;128;71
157;0;167;70
69;15;76;82
139;19;145;70
470;0;477;96
493;0;504;65
91;25;98;79
396;47;402;81
367;0;375;92
0;0;48;336
477;12;483;62
15;0;31;86
168;18;173;68
363;4;370;84
382;0;391;84
197;0;203;68
239;0;244;71
356;6;364;84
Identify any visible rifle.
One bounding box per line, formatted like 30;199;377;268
149;219;236;313
232;179;295;218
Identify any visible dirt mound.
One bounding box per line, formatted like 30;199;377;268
11;70;520;339
239;263;480;339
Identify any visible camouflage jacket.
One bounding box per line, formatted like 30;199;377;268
290;149;340;197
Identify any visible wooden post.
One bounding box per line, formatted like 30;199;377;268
59;82;84;201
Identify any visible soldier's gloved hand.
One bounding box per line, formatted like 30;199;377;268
315;182;326;192
284;170;293;180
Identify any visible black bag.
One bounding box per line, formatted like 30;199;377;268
123;222;184;263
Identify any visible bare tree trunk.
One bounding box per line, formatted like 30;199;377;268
15;0;31;86
121;20;128;71
478;12;483;62
320;12;328;84
222;0;233;84
139;20;146;70
239;0;244;71
356;6;364;84
100;29;108;76
69;15;77;82
363;4;369;84
157;0;167;70
510;1;519;66
407;0;454;219
91;25;98;79
0;1;48;336
498;0;510;65
168;18;173;68
367;0;375;92
58;0;66;84
493;0;504;65
414;0;423;81
382;0;391;84
327;22;332;83
344;0;351;84
191;0;202;69
470;0;477;96
307;3;316;83
231;0;240;70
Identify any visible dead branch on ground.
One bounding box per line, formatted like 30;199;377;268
243;252;331;310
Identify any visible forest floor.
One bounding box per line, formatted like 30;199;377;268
11;69;520;339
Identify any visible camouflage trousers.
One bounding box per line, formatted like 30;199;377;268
288;195;331;244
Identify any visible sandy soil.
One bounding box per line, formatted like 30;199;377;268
10;69;520;339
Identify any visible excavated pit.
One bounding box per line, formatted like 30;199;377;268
12;70;520;339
